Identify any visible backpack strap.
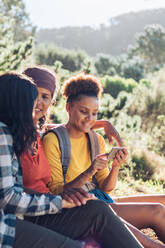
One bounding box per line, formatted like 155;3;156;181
44;125;71;183
86;130;100;186
86;130;100;162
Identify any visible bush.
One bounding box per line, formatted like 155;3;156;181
94;54;118;76
102;75;138;98
50;98;67;124
35;44;90;72
121;58;144;82
132;151;155;181
139;78;151;88
130;148;165;182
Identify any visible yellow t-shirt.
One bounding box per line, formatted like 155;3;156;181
43;132;110;194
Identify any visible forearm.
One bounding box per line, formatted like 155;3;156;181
1;187;62;216
64;167;95;190
92;119;106;130
92;120;123;146
101;166;120;192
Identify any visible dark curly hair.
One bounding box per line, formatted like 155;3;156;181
61;73;103;103
0;72;38;156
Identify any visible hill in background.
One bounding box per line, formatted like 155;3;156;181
36;8;165;56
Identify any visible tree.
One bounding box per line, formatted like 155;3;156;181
128;24;165;72
0;0;35;41
0;14;34;72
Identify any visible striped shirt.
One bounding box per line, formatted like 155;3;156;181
0;122;62;248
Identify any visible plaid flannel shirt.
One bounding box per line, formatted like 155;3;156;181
0;122;62;248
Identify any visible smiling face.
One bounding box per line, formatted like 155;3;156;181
66;95;99;135
33;87;52;125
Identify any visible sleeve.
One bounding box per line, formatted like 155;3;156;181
43;132;64;194
95;134;110;190
0;126;62;216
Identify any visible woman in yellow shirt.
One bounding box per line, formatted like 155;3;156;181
43;73;165;248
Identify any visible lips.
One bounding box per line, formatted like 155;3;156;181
35;108;42;113
83;121;93;128
82;122;93;131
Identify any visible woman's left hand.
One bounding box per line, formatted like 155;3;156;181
91;120;123;146
60;188;96;207
103;121;123;146
112;148;128;168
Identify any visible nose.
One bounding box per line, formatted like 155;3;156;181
86;113;94;121
37;96;43;105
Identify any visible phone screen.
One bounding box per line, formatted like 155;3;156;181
107;147;125;160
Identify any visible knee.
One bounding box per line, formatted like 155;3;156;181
86;200;115;217
86;199;107;211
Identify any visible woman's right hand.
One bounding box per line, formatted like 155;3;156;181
61;188;96;208
88;153;109;175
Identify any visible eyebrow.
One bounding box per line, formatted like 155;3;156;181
42;93;51;96
79;105;98;111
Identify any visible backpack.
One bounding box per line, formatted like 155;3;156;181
44;125;100;186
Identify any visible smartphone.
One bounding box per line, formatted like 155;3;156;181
107;147;126;160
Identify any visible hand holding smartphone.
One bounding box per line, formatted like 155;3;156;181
107;147;126;160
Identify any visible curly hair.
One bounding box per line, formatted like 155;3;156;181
61;73;103;103
0;72;38;156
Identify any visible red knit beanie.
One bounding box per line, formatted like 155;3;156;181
23;67;56;97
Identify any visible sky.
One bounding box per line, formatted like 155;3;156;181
24;0;165;29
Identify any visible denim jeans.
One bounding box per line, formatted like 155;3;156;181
14;218;82;248
17;200;142;248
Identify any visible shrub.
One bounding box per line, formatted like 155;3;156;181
102;75;138;98
35;43;90;72
130;148;165;182
94;54;118;76
139;79;151;88
132;152;155;181
121;58;144;82
50;98;67;124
